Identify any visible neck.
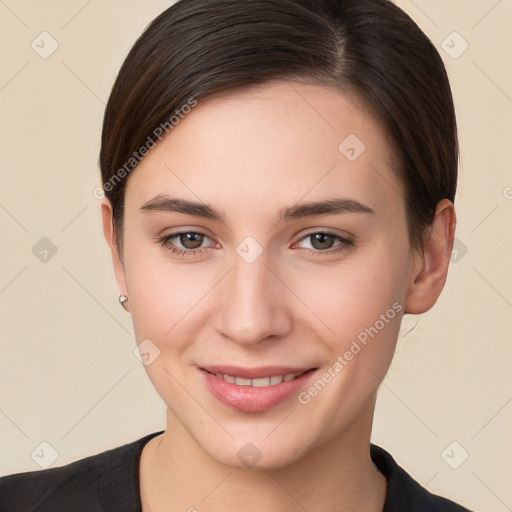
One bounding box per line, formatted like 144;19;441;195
139;397;386;512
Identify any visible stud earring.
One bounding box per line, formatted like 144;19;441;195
119;294;129;311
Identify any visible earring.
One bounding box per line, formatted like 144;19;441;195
119;294;129;311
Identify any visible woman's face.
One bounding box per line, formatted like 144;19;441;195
103;81;426;468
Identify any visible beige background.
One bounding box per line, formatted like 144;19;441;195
0;0;511;510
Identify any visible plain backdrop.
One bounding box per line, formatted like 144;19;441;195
0;1;511;510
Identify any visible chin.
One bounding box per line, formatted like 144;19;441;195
196;430;311;471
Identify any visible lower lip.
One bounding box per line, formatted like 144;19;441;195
200;368;317;412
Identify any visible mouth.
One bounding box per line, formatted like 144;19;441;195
199;365;319;412
201;367;316;387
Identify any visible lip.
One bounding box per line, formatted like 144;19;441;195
200;365;314;379
199;365;318;413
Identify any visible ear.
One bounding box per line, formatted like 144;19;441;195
404;199;456;315
101;198;130;313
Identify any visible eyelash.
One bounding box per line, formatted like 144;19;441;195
157;230;354;258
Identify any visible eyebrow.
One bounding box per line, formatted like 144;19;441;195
140;194;375;223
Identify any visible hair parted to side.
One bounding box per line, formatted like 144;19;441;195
99;0;458;259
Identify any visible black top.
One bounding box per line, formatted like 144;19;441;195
0;430;474;511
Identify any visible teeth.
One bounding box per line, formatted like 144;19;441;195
270;375;283;385
252;377;270;387
213;372;303;387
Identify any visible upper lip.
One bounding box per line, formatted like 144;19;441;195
200;365;317;379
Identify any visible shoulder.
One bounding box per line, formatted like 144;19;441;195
0;449;106;512
370;444;475;512
0;431;163;512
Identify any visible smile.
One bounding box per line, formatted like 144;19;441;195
204;369;308;387
200;366;319;412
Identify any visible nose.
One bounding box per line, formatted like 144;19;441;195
214;250;293;346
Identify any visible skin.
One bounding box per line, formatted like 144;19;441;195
101;80;456;511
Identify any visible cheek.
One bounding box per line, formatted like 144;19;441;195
295;249;407;338
289;242;409;401
127;258;213;342
290;250;407;428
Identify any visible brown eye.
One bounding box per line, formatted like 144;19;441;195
295;231;354;257
178;232;205;249
158;231;214;256
309;233;336;250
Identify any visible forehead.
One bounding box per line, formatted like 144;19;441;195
124;80;403;219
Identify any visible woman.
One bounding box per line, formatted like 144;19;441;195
0;0;475;510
